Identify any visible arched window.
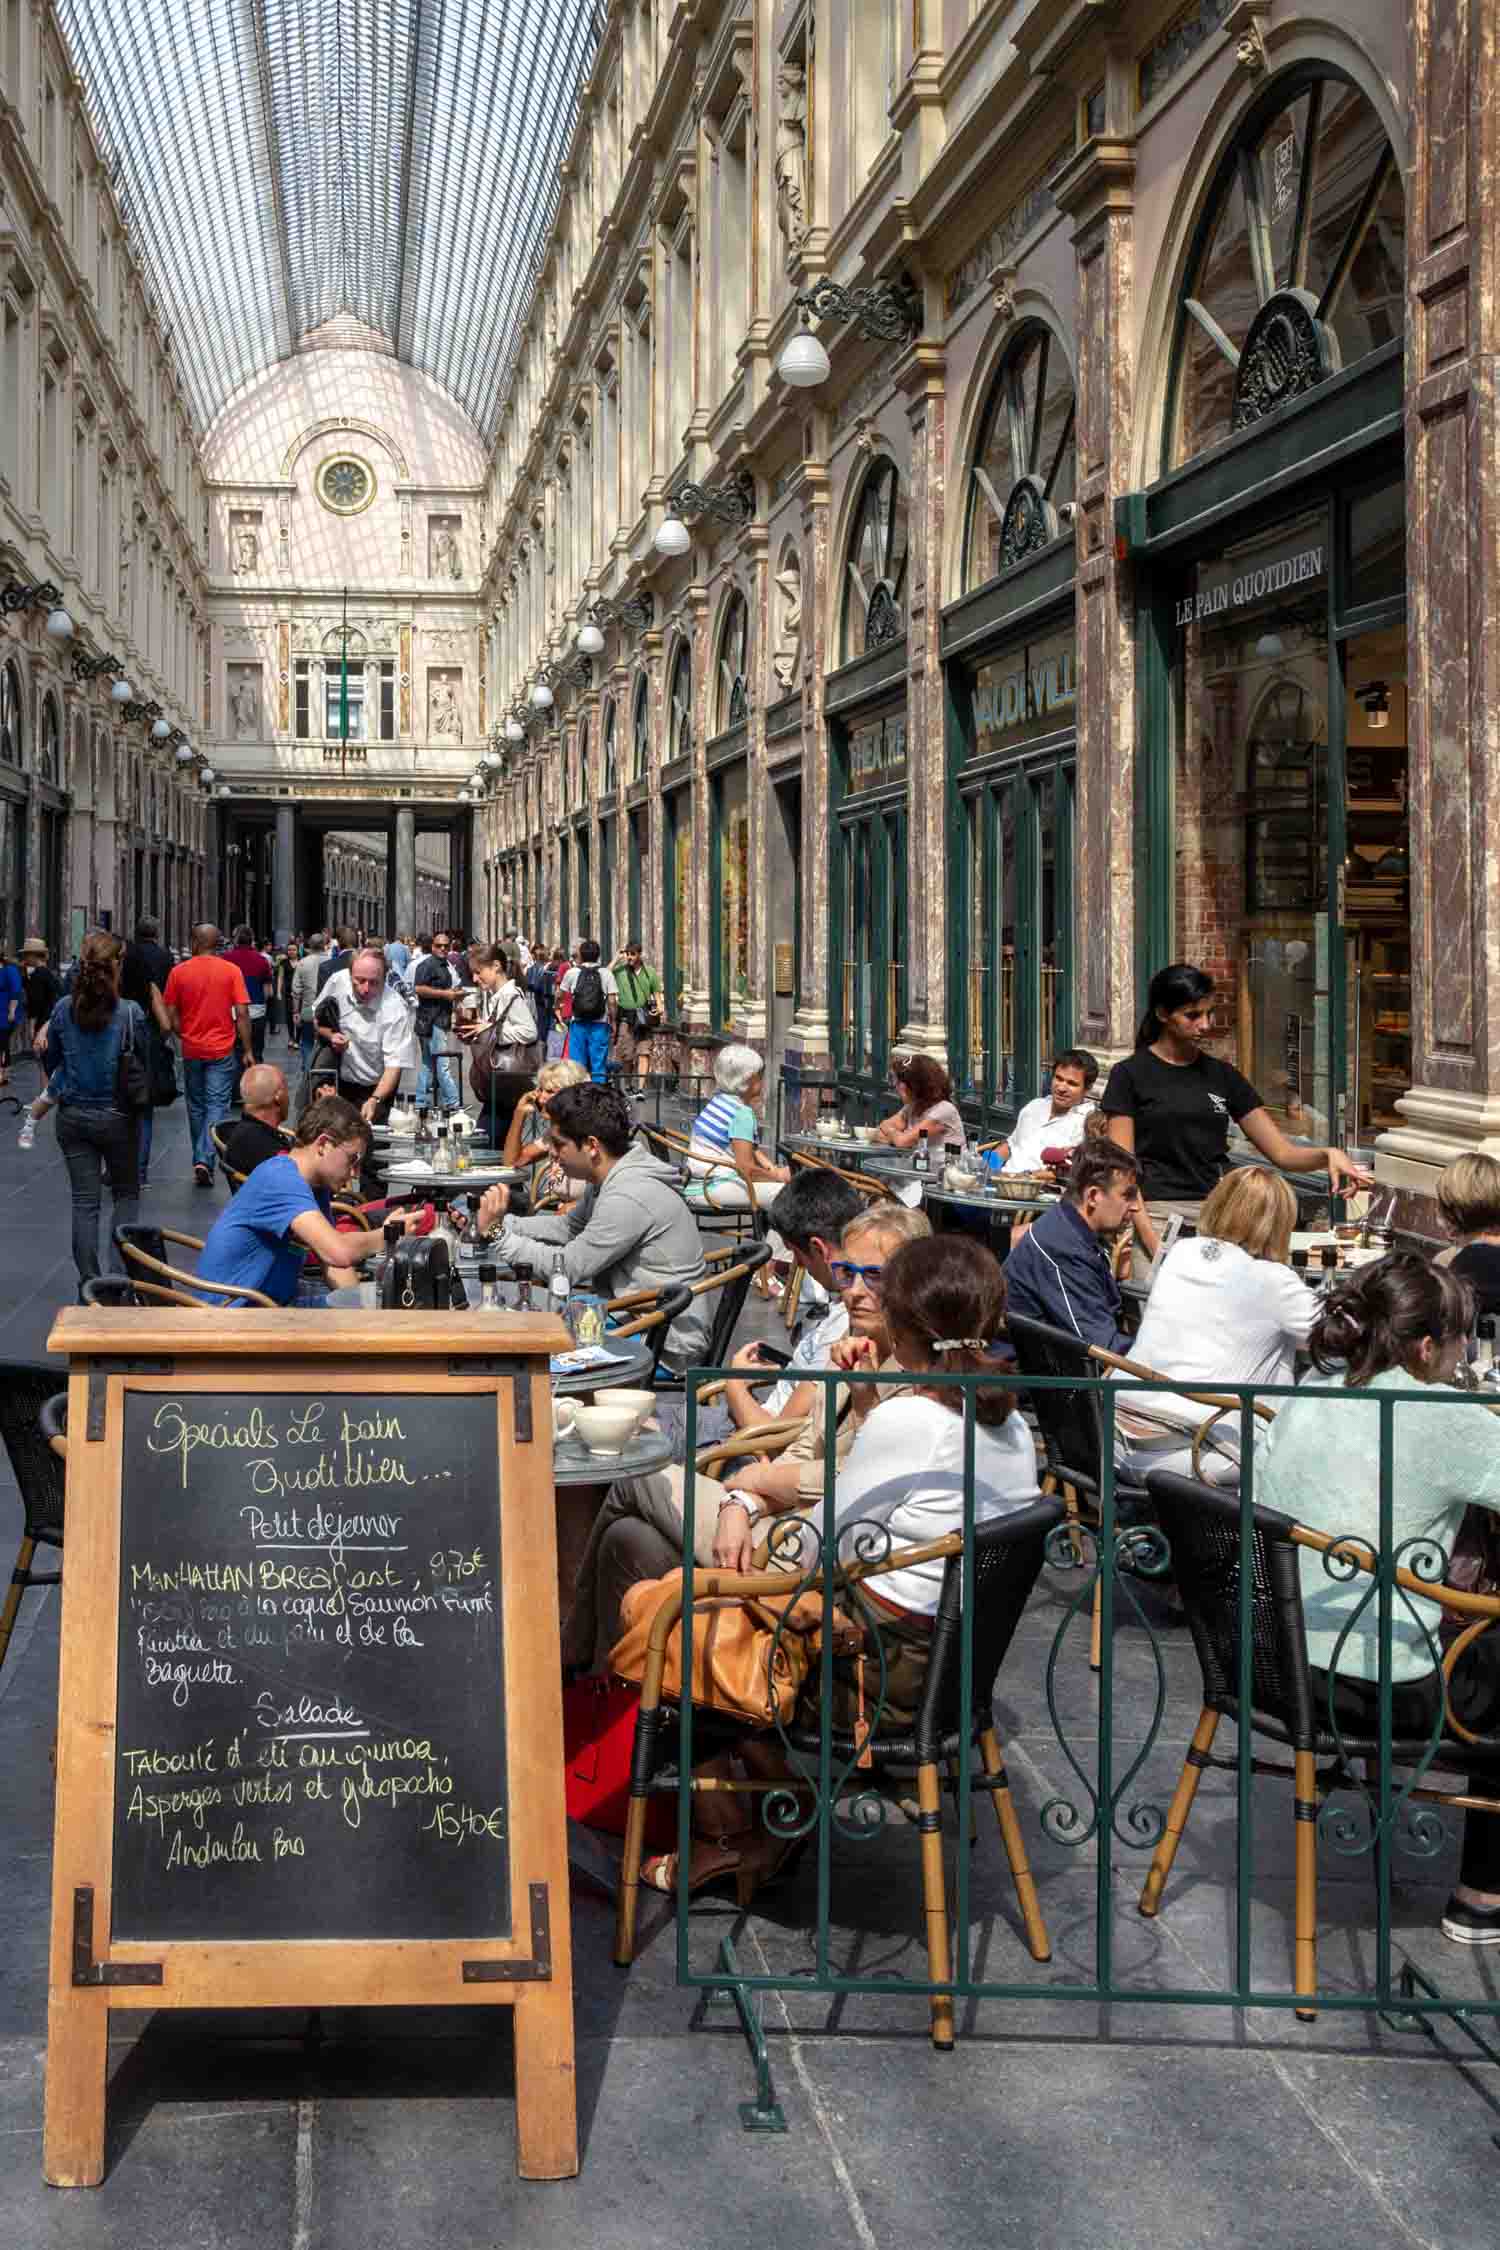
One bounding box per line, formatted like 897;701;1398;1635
631;675;650;782
0;661;22;765
38;694;61;785
669;643;693;761
963;324;1076;591
1167;71;1404;468
840;458;908;663
716;592;748;730
602;700;617;793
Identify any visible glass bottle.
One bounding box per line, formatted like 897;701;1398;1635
516;1273;534;1313
477;1261;499;1312
912;1133;930;1175
549;1250;573;1339
1291;1248;1310;1284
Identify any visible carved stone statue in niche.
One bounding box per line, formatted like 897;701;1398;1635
429;517;462;580
230;513;260;574
775;63;807;264
772;553;802;691
228;668;260;740
428;671;460;740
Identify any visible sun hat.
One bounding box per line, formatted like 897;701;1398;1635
19;935;47;958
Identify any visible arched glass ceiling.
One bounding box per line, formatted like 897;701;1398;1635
55;0;604;437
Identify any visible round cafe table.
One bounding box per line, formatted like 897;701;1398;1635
551;1426;674;1628
781;1131;931;1185
921;1180;1060;1260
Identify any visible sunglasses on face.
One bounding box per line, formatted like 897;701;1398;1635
830;1260;886;1292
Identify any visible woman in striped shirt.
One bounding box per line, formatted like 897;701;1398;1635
688;1044;790;1211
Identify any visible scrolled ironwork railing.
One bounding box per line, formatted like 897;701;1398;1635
643;1364;1500;2127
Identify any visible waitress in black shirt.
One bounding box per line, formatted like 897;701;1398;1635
1104;963;1372;1278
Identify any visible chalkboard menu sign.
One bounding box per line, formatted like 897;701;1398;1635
113;1389;508;1944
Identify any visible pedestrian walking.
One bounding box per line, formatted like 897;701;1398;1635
163;924;254;1186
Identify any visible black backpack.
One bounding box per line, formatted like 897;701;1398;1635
571;965;606;1022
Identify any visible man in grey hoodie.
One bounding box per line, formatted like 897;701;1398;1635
473;1081;710;1365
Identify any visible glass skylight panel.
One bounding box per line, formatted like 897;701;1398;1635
53;0;602;436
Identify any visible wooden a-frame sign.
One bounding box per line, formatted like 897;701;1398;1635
42;1308;578;2186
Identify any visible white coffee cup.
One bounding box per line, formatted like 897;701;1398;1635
552;1399;578;1444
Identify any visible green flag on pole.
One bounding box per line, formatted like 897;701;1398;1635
339;583;349;771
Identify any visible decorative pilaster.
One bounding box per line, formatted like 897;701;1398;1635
741;522;770;1047
1053;134;1138;1067
1380;0;1500;1193
681;582;713;1032
898;329;948;1060
787;451;832;1065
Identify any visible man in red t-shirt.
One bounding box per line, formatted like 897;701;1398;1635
164;925;253;1187
223;924;275;1064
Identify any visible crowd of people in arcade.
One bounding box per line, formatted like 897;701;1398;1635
11;933;1500;1947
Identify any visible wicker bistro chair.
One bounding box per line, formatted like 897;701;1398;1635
114;1223;279;1309
604;1284;695;1383
614;1496;1064;2047
1138;1470;1500;2019
648;1241;774;1393
0;1365;68;1679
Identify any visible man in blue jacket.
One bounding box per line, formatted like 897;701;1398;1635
1004;1139;1142;1355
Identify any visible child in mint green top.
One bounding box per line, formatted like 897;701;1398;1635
1257;1255;1500;1683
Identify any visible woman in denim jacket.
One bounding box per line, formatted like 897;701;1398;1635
40;929;146;1292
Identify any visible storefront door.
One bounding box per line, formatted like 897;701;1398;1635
1168;481;1406;1153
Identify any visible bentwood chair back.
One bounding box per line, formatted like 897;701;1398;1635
0;1364;68;1679
605;1284;695;1381
114;1224;280;1309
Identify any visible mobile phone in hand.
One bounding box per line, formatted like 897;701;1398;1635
752;1343;791;1368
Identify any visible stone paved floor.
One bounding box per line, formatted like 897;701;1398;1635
1;1065;1498;2248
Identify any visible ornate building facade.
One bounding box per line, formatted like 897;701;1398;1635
475;0;1480;1217
0;0;209;949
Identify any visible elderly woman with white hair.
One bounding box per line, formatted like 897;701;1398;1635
687;1043;790;1211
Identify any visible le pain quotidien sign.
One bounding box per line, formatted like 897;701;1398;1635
1176;538;1326;630
42;1324;577;2190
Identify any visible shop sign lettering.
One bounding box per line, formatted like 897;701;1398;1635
971;627;1076;756
1177;543;1324;628
848;711;908;792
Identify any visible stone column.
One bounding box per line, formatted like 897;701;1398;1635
681;583;714;1035
899;325;948;1059
741;519;770;1048
273;802;296;945
1053;136;1139;1068
786;451;832;1080
393;805;417;937
1379;0;1500;1201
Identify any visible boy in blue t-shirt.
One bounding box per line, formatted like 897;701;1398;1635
195;1095;415;1304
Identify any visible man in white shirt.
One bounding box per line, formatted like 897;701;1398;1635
999;1049;1098;1174
316;948;413;1126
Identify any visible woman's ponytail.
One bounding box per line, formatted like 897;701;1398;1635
70;929;124;1033
1308;1250;1473;1387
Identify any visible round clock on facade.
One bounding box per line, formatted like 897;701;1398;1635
317;455;375;514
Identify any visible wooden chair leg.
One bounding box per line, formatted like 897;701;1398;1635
1089;1571;1103;1673
0;1534;35;1679
613;1627;673;1967
1139;1705;1220;1916
978;1726;1051;1963
916;1760;955;2049
782;1260;805;1337
1293;1746;1318;2021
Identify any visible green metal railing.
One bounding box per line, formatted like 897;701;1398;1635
654;1366;1500;2128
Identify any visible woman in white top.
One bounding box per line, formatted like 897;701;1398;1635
459;944;538;1139
1113;1165;1313;1483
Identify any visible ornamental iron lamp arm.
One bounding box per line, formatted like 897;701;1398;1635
795;272;922;343
668;471;756;529
1;574;73;636
71;648;125;684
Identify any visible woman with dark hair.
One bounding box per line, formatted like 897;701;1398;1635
875;1052;967;1156
1258;1251;1500;1945
39;928;147;1291
1103;962;1371;1274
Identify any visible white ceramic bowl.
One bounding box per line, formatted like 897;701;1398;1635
854;1125;877;1143
592;1388;656;1434
570;1403;640;1456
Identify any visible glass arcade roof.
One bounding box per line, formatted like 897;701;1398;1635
56;0;603;437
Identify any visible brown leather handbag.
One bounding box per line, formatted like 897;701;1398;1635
609;1568;860;1727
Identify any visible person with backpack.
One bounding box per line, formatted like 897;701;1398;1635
525;947;557;1052
560;938;617;1084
